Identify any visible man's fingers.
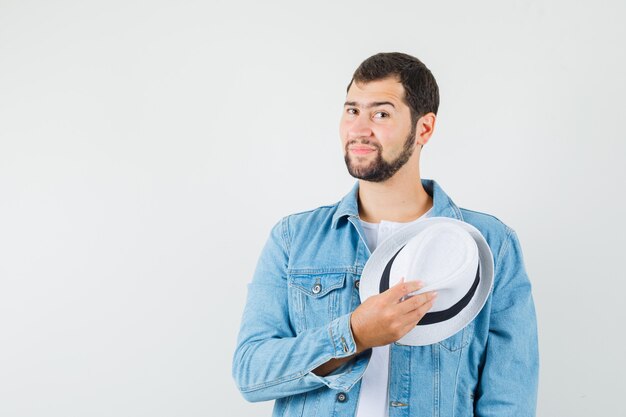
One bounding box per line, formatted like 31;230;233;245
413;297;437;324
386;278;424;301
395;295;437;331
397;291;438;314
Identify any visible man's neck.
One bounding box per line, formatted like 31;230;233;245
357;174;433;224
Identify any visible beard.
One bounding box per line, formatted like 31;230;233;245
344;126;417;183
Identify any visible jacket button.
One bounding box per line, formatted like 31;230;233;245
312;283;322;294
336;392;348;403
354;280;360;289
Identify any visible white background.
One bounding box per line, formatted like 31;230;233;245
1;1;625;416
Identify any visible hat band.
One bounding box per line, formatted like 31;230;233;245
378;245;481;326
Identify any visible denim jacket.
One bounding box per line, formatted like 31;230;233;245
232;179;539;417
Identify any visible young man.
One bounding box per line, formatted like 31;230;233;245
232;52;539;417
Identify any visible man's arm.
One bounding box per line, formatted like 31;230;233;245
474;228;539;417
232;218;367;402
232;217;437;402
311;355;355;377
313;281;437;377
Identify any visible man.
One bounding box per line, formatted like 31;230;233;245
232;52;539;417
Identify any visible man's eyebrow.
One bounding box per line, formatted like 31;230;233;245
344;101;396;108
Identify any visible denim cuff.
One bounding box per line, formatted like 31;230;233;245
329;312;357;358
302;313;370;392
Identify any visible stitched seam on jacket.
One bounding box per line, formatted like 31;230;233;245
490;226;517;315
495;226;515;268
239;368;311;392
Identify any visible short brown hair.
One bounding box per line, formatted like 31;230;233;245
347;52;440;126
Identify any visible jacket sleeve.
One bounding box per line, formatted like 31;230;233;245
231;217;369;402
475;227;539;417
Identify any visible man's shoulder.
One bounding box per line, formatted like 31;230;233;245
458;206;518;260
280;201;341;230
459;207;513;234
267;202;344;257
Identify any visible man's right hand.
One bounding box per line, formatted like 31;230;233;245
350;278;437;353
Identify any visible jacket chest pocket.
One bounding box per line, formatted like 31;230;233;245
288;272;347;333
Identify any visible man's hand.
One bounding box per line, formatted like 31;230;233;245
350;278;437;353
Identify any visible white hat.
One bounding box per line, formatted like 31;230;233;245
359;217;494;346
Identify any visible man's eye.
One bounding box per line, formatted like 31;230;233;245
346;108;358;115
374;111;389;119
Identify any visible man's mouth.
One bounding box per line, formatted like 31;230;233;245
349;146;377;155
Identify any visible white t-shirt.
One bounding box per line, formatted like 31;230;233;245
355;207;432;417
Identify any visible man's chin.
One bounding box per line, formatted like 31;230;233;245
344;155;384;180
346;167;381;182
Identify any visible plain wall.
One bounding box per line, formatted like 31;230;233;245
1;0;625;416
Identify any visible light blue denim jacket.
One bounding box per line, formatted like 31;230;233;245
233;179;539;417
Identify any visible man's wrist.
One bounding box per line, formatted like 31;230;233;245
349;312;368;354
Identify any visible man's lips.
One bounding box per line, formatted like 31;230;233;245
349;146;377;155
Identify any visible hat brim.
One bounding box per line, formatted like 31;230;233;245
359;217;494;346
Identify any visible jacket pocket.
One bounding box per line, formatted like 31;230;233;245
288;272;347;332
438;320;475;352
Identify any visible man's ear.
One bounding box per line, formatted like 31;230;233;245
415;112;437;147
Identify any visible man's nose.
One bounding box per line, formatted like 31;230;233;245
348;115;373;139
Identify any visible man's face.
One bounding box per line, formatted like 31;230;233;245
340;77;417;183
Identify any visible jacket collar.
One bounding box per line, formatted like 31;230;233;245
331;178;462;229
